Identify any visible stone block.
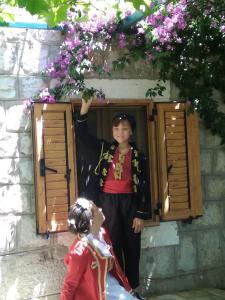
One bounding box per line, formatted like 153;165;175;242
197;268;225;289
26;29;63;44
0;158;18;184
0;27;27;42
0;76;17;99
19;132;32;156
141;222;179;248
197;230;222;269
205;177;225;200
19;76;45;99
205;129;222;148
84;79;170;100
0;250;66;299
140;246;176;279
0;41;18;74
0;215;19;253
17;215;50;250
0;132;19;157
176;232;197;272
0;184;30;213
200;150;213;175
0;102;6;131
5;101;31;132
192;201;224;227
17;157;34;184
140;273;198;297
19;42;49;75
0;158;33;184
214;150;225;174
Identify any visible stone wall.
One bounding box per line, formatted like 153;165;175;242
0;27;225;299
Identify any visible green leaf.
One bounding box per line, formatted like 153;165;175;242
17;0;49;14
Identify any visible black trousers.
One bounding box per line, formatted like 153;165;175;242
99;192;141;289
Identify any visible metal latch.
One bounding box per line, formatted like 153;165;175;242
40;158;57;176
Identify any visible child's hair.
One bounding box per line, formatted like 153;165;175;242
68;198;93;235
112;112;136;131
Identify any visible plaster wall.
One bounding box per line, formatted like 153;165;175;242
0;27;225;299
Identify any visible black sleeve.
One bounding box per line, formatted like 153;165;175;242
135;154;152;220
73;111;102;153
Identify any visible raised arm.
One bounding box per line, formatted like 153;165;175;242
74;98;103;153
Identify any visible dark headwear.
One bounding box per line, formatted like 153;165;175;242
112;112;136;131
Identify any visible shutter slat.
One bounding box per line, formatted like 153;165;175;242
46;181;67;190
44;143;66;151
45;159;67;166
47;212;68;220
44;136;65;143
33;103;76;234
43;120;65;128
170;195;189;203
43;112;64;120
167;146;186;154
169;188;188;196
166;125;185;133
47;205;68;213
166;132;185;139
46;174;66;182
44;150;66;159
169;167;187;175
165;118;184;125
47;189;68;197
170;202;189;210
168;174;187;182
47;196;68;205
43;128;65;135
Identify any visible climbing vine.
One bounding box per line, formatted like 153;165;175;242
26;0;225;143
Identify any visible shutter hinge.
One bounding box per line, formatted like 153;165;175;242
154;202;162;215
149;107;157;121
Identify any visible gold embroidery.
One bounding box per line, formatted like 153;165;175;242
114;153;125;180
102;168;108;176
91;261;98;269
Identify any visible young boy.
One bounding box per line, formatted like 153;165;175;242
74;98;150;299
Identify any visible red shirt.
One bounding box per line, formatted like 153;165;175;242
103;148;133;194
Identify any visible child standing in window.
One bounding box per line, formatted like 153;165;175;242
74;98;150;300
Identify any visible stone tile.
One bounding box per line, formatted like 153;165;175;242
0;184;31;213
0;215;19;253
0;251;65;299
193;201;224;227
0;41;19;74
19;76;45;99
0;75;17;99
200;150;213;174
0;27;27;42
0;132;19;157
17;215;50;250
5;101;31;132
214;150;225;174
177;289;212;299
205;177;225;200
206;288;225;299
140;246;176;279
19;42;49;75
19;132;32;156
197;230;222;269
176;232;197;272
0;102;6;131
205;129;222;148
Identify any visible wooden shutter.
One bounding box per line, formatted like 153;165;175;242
32;103;76;234
155;102;202;221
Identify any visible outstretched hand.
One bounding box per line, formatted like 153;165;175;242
132;218;144;234
80;97;93;115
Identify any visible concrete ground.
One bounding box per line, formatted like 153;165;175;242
147;288;225;300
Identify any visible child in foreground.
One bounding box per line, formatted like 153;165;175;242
60;198;139;300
